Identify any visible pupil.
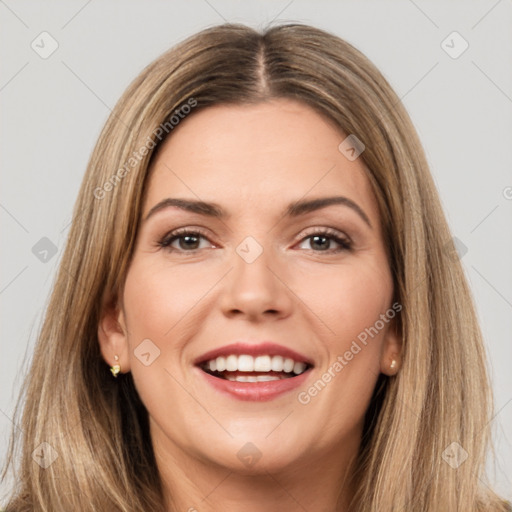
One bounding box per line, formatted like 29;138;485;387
311;235;328;250
180;235;199;250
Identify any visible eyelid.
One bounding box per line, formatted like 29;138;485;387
294;225;350;242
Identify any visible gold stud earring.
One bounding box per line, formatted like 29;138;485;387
110;355;121;378
390;359;397;370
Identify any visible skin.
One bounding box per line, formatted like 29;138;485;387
98;98;402;512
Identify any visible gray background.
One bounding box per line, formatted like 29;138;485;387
1;0;511;501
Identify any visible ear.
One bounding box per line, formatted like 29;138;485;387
97;297;131;374
379;318;402;376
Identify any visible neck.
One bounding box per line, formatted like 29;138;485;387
151;420;360;512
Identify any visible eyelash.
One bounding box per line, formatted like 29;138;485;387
157;227;352;254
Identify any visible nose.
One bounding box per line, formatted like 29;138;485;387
220;243;294;322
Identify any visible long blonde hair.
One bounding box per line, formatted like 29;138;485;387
2;22;509;511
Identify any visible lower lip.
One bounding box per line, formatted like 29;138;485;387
195;367;312;401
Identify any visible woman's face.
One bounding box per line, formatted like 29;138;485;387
99;98;401;475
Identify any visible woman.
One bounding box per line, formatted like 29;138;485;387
2;22;510;511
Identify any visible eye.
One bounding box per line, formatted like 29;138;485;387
157;227;352;254
297;228;352;253
157;228;214;253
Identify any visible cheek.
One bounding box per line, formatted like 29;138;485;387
292;262;393;431
120;258;226;408
122;259;219;344
295;257;393;349
120;261;211;426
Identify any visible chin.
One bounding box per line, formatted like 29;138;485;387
194;431;310;475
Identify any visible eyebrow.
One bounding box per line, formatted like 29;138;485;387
144;196;372;228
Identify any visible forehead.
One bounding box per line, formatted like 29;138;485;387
143;99;380;225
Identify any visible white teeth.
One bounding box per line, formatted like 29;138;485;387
252;375;279;382
225;374;282;382
293;361;306;374
203;354;309;375
271;355;284;371
283;358;295;373
238;355;254;372
216;356;226;372
254;355;271;372
226;354;238;371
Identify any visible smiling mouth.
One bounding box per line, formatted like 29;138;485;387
198;354;313;382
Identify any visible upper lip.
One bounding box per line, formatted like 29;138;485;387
194;342;314;367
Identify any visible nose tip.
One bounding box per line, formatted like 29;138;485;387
220;241;293;321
